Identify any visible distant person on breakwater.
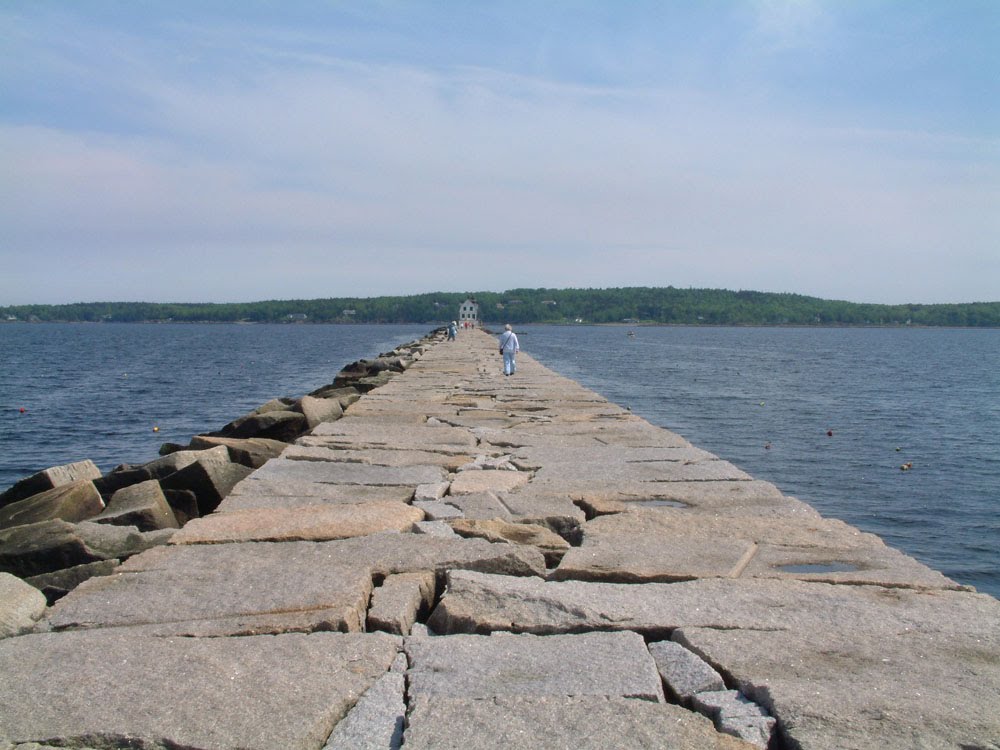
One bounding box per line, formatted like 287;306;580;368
447;321;457;341
498;324;519;376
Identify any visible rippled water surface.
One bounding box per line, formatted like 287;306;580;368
0;322;429;485
1;322;997;598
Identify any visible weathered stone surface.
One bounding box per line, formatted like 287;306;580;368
251;458;446;487
0;480;104;531
507;444;715;472
367;571;436;635
0;520;165;578
413;521;459;538
24;559;120;605
0;572;46;639
299;394;345;428
424;569;1000;750
413;482;449;501
403;696;755;750
475;420;690;450
690;690;770;723
170;500;423;544
568;479;817;519
674;607;1000;750
290;443;473;470
456;454;517;471
45;541;376;636
159;457;253;515
0;629;400;750
441;491;512;520
311;420;478;449
448;470;530;495
690;691;775;748
450;519;569;567
188;435;288;468
552;507;960;589
648;639;726;701
46;532;544;635
405;631;665;702
324;671;405;750
0;460;101;509
321;531;547;580
493;487;586;537
92;479;179;531
220;480;415;510
413;500;463;521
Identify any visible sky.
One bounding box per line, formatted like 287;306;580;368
1;1;997;306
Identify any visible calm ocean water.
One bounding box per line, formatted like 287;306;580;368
0;322;429;486
1;322;997;599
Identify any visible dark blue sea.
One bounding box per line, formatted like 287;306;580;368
1;323;997;599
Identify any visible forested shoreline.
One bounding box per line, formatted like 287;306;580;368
3;287;998;327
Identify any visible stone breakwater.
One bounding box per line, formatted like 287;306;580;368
1;328;998;750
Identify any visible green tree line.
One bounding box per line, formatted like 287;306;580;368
2;288;998;327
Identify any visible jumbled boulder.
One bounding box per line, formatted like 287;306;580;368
306;384;362;409
144;446;230;480
0;519;172;578
0;459;102;510
187;435;288;469
0;571;47;638
215;410;308;442
162;489;200;526
0;480;104;531
93;464;154;500
92;480;180;532
297;395;344;429
159;457;253;516
26;559;120;605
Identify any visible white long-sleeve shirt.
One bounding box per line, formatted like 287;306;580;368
499;330;519;353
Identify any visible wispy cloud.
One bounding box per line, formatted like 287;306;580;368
0;3;996;304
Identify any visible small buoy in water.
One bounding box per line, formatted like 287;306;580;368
895;446;902;452
827;430;834;437
759;402;765;407
153;426;160;432
764;442;772;450
900;462;913;471
19;407;26;413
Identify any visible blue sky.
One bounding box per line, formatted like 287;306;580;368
1;1;997;305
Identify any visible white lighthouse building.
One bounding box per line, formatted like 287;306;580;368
458;298;479;329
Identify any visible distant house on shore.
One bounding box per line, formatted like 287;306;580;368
459;298;479;328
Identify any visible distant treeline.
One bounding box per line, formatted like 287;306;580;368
3;288;999;327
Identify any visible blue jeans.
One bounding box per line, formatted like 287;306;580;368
503;351;516;375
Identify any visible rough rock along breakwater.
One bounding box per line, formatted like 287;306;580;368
0;328;998;749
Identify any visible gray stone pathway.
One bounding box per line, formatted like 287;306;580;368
2;327;999;749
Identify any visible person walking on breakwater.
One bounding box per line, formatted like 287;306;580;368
447;321;457;341
498;324;519;376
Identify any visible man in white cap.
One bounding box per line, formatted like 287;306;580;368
498;324;519;376
447;321;457;341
